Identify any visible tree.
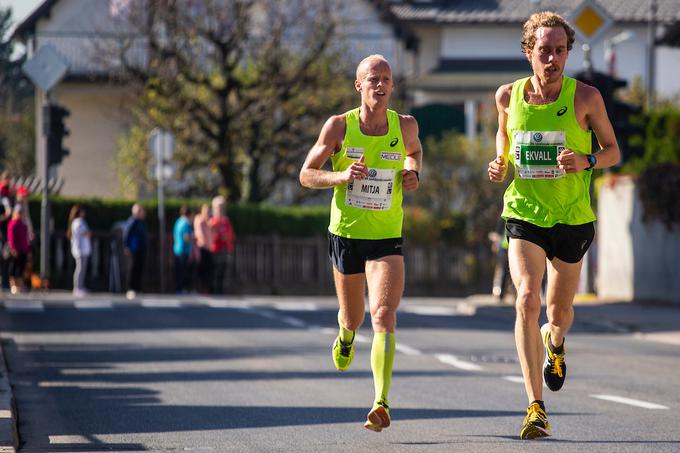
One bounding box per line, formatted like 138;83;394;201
407;132;508;244
106;0;356;202
0;7;34;175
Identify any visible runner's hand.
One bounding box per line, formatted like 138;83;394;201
488;156;507;182
402;169;419;191
557;149;585;173
343;155;368;183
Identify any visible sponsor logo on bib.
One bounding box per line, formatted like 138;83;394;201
533;132;543;142
380;151;401;161
345;147;364;159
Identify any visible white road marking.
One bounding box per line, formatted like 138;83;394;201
204;300;253;309
502;375;549;389
634;331;680;346
590;394;670;410
273;302;318;311
355;334;371;344
74;300;113;310
395;343;422;355
503;375;525;384
49;435;91;444
435;354;483;371
279;316;307;328
4;300;44;312
0;410;11;418
249;309;278;319
403;305;459;316
141;299;181;308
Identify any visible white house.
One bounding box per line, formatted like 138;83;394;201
13;0;416;198
13;0;680;197
378;0;680;137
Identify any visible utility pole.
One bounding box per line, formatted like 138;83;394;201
647;0;657;110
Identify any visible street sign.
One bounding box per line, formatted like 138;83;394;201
149;129;175;162
22;44;69;92
153;162;176;180
570;0;614;45
148;129;176;180
148;128;176;294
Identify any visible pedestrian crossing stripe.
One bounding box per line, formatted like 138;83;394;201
74;300;113;310
4;300;44;312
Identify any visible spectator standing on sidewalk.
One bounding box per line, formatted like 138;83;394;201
489;217;511;303
173;206;194;294
0;172;14;291
123;203;147;299
67;205;92;297
7;204;31;294
208;195;235;294
0;198;11;291
193;203;213;294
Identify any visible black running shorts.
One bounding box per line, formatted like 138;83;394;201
328;232;403;275
505;218;595;264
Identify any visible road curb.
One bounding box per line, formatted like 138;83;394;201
0;340;17;453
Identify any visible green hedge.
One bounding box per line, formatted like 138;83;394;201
24;196;464;242
26;197;332;237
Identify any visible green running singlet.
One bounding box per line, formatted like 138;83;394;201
329;108;406;239
502;76;595;227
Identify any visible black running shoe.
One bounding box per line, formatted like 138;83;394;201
541;323;566;391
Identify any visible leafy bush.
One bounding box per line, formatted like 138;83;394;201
27;197;330;236
615;108;680;228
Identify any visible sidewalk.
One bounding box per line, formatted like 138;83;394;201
463;293;680;345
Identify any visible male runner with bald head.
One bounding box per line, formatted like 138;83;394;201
300;54;422;431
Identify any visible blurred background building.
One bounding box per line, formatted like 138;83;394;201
10;0;680;198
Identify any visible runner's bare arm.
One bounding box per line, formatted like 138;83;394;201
299;115;368;188
583;84;620;169
400;115;422;191
489;84;512;182
559;83;621;172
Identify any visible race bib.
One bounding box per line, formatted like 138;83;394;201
345;168;395;211
513;131;566;179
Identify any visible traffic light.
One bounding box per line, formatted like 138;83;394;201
43;103;70;166
575;71;644;163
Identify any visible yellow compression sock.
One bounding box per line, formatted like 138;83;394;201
371;332;395;408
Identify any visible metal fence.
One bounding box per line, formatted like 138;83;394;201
42;232;494;296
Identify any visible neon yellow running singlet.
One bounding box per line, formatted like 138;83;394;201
329;108;406;239
502;76;595;227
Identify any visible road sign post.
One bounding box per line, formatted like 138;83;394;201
149;129;175;292
22;45;69;283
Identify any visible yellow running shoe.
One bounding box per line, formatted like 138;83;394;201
331;336;354;371
541;323;566;391
520;402;551;439
364;402;390;432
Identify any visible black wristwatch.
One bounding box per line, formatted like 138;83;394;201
586;154;597;170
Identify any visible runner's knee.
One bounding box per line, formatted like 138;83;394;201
371;305;396;331
547;305;573;327
515;289;542;321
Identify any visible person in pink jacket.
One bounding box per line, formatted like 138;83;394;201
8;204;31;294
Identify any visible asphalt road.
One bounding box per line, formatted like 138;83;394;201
0;295;678;452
